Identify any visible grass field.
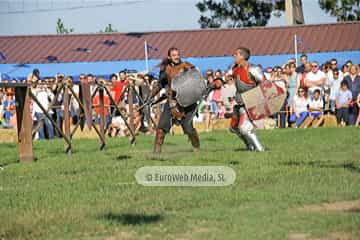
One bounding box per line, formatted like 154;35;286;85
0;127;360;240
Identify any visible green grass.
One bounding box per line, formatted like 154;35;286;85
0;127;360;240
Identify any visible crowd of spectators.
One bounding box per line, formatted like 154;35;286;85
0;55;359;139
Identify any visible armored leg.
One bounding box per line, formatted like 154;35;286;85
153;102;172;153
153;128;166;153
229;105;254;150
230;105;264;152
181;104;200;151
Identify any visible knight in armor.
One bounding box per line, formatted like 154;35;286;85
151;47;200;153
229;47;265;151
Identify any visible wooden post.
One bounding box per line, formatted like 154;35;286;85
15;86;33;163
128;85;134;134
98;86;105;150
63;85;71;153
155;92;161;125
102;86;136;144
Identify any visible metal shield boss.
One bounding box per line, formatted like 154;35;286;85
171;68;207;107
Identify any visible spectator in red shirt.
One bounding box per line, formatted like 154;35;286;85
93;80;111;128
112;71;129;104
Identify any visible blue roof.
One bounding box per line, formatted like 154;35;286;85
1;50;359;81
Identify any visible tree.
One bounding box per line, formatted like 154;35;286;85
318;0;360;21
56;18;74;34
99;24;118;33
196;0;285;28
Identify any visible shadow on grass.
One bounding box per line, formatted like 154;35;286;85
114;155;132;161
101;212;163;225
202;137;217;142
283;161;360;173
345;207;360;213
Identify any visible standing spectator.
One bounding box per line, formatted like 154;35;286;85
54;74;65;137
296;54;308;73
305;61;326;97
356;93;360;126
287;63;298;110
112;71;129;105
33;82;55;139
139;74;153;131
2;93;16;128
342;61;353;77
92;79;111;129
327;68;343;113
210;77;223;118
289;87;309;128
264;67;272;80
336;80;352;126
214;69;223;80
343;64;360;125
271;66;287;128
328;58;344;80
297;62;311;91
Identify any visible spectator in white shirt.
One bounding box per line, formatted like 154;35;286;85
304;89;324;128
305;61;326;97
327;68;343;113
327;58;344;81
33;82;55;139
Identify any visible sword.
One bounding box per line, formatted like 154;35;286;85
137;93;167;111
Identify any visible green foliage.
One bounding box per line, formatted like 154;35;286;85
195;0;285;28
56;18;74;35
99;24;118;33
0;127;359;239
318;0;360;21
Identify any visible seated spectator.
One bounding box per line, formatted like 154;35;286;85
336;80;352;126
304;89;324;128
123;109;143;137
289;87;309;128
217;101;225;119
221;76;236;112
305;61;326;97
109;107;127;137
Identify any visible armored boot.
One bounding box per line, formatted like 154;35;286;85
153;128;166;153
188;130;200;152
229;127;255;151
243;132;264;152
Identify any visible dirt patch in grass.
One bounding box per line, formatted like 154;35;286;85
288;232;353;240
298;200;360;213
104;231;139;240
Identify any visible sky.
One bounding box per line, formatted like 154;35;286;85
0;0;337;36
